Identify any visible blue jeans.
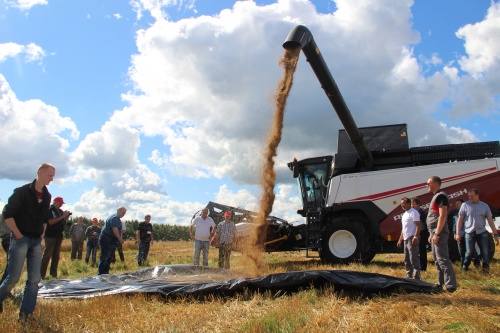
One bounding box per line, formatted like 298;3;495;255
98;234;119;275
193;240;210;267
0;236;42;317
1;234;10;285
464;231;490;269
137;242;150;266
86;238;99;263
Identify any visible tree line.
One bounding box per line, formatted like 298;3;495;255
63;217;190;241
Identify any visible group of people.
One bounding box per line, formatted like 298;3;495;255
0;165;499;320
190;207;238;269
398;176;499;292
0;163;155;320
39;197;105;280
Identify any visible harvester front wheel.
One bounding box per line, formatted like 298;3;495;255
319;217;366;265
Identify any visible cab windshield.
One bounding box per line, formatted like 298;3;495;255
297;161;330;209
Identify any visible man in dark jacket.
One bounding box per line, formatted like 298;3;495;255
0;163;54;319
40;196;71;278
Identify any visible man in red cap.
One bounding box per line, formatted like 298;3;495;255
212;211;238;269
85;218;101;265
41;196;71;279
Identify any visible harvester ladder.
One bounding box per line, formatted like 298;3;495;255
305;211;321;258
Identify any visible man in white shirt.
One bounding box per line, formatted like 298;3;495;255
397;197;422;280
190;208;215;267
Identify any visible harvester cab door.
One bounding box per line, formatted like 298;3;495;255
296;157;332;210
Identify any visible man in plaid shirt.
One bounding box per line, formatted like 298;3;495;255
213;211;238;269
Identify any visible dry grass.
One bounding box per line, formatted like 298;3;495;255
0;240;499;332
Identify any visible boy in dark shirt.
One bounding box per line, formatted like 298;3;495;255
136;215;153;266
85;218;101;265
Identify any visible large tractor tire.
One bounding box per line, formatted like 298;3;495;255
360;247;377;264
319;217;369;265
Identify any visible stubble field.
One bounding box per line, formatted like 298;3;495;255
0;239;499;332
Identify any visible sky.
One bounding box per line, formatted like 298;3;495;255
0;0;499;226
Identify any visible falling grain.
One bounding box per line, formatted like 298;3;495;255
243;47;301;276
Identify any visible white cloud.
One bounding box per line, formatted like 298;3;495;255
116;0;463;188
71;121;140;170
0;42;46;63
0;74;78;180
5;0;47;11
69;185;193;225
439;122;478;144
2;0;500;226
457;2;500;77
130;0;189;21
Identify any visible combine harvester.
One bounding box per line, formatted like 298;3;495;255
207;26;500;265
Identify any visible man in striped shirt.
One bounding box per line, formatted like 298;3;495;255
213;211;238;269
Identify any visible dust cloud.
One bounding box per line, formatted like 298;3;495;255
242;47;301;276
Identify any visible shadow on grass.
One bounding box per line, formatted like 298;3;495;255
368;260;405;269
266;259;324;271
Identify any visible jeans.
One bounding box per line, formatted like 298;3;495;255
1;234;10;285
218;242;232;269
404;237;421;280
71;240;84;260
85;238;99;263
98;234;119;275
418;229;429;271
464;231;490;269
40;236;63;278
116;243;124;262
0;236;42;317
193;240;210;267
137;242;150;266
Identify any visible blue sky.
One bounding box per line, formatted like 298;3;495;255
1;0;499;225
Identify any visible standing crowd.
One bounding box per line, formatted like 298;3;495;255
398;176;499;293
0;166;499;321
0;163;157;320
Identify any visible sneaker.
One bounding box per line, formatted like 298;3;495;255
446;287;457;293
482;267;490;274
462;265;468;272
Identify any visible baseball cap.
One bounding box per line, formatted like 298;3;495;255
224;211;231;217
53;196;65;204
91;217;98;222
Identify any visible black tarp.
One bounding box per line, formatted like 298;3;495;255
38;265;441;299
